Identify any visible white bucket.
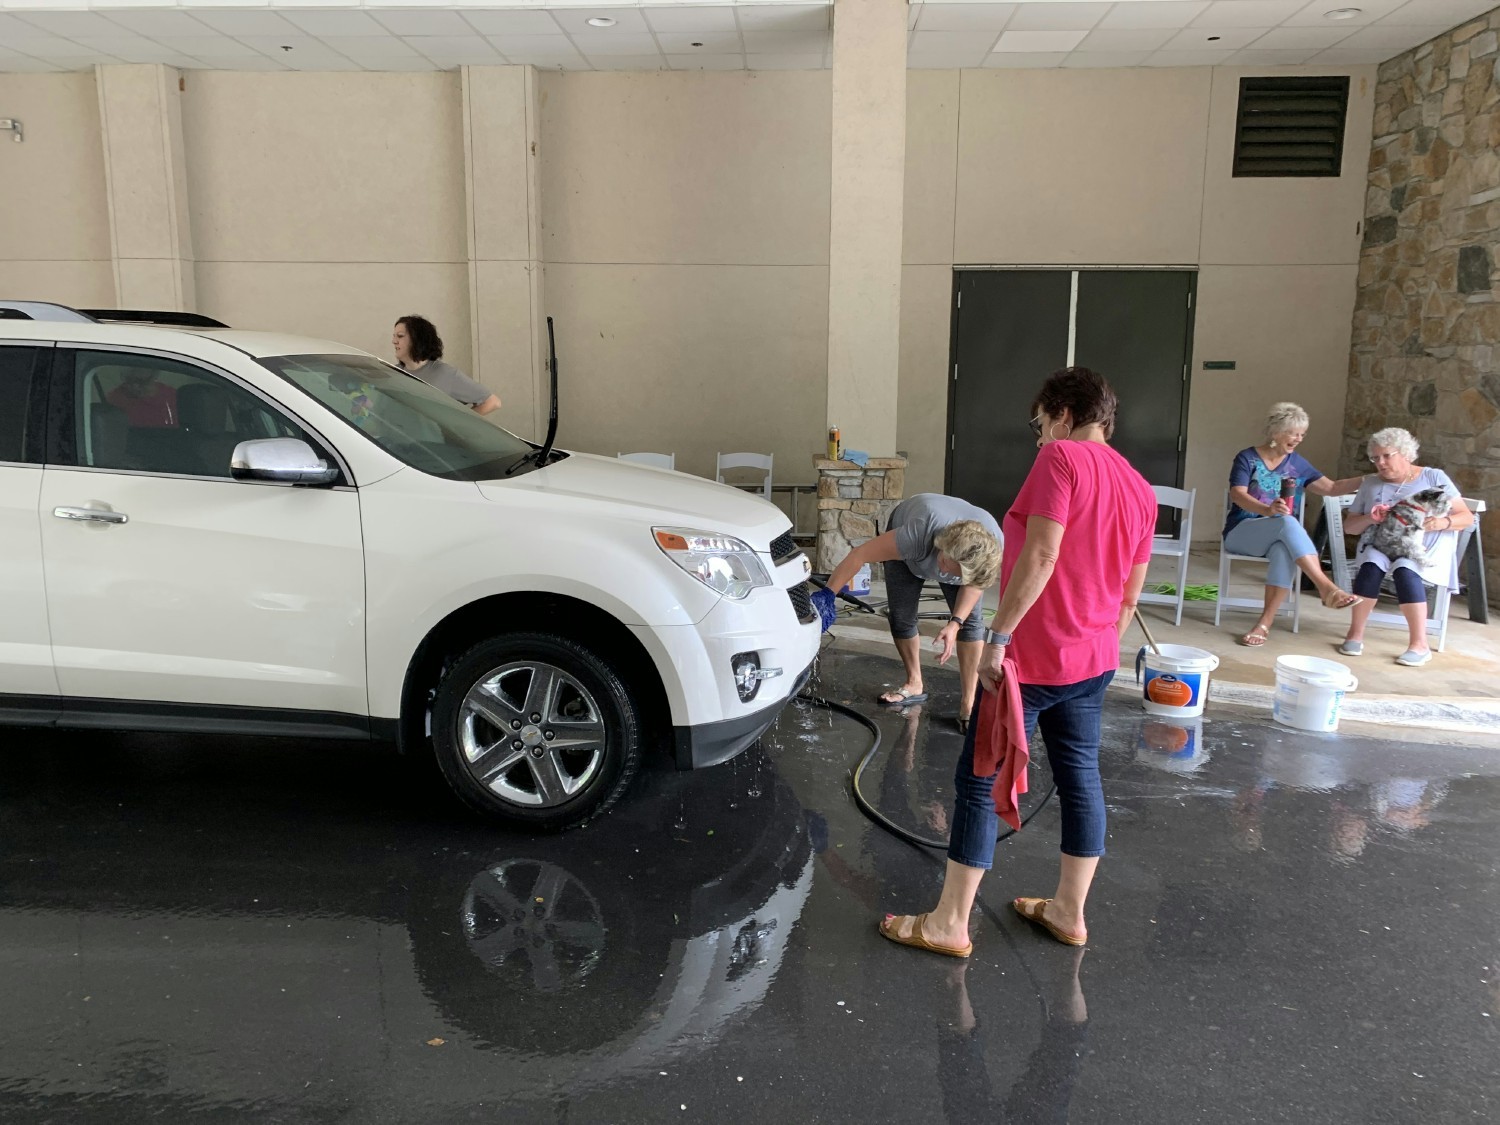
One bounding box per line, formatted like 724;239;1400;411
1135;644;1220;719
1273;655;1358;733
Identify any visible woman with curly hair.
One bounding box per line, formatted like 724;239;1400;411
393;315;500;416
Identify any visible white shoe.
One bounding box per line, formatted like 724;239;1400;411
1336;641;1363;657
1395;648;1431;666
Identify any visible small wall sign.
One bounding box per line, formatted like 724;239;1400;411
1202;360;1236;370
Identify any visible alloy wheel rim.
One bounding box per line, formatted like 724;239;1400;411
458;661;605;808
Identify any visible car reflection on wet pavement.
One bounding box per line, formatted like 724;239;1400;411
1;646;1497;1123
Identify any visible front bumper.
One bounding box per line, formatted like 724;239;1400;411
672;660;814;769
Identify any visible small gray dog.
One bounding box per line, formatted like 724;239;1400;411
1366;487;1452;568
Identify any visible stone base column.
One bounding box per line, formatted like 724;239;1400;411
813;455;907;573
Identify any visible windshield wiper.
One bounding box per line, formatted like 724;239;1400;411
506;316;561;477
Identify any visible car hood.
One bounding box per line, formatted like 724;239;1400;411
477;451;789;549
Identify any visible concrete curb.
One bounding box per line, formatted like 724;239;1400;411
828;619;1497;734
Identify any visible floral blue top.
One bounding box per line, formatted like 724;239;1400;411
1224;448;1324;537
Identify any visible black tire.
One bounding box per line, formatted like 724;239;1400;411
431;632;641;831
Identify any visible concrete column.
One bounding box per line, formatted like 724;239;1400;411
461;65;547;439
95;64;194;310
826;0;907;456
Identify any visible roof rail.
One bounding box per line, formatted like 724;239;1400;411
0;300;96;322
80;309;230;329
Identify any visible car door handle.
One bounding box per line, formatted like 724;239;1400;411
53;506;129;525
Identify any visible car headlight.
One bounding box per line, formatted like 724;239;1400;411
654;527;772;600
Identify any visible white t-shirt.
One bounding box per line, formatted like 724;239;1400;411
1349;466;1461;589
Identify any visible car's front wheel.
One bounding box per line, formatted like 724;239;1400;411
431;632;641;830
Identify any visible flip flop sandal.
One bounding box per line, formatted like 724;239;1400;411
877;689;928;707
1012;897;1087;947
878;912;972;959
1238;625;1269;647
1321;589;1359;610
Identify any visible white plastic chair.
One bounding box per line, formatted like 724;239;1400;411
1139;485;1195;626
1326;492;1486;652
618;452;675;470
716;452;773;501
1215;489;1304;633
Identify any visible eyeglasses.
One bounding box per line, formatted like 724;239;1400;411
1028;414;1044;438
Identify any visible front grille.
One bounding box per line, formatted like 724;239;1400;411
788;581;817;625
769;530;798;565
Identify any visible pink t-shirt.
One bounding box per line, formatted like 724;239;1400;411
1001;440;1156;686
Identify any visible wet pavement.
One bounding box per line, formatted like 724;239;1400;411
1;644;1498;1123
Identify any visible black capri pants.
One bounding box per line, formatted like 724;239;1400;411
882;560;985;642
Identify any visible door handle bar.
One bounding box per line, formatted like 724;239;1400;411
53;506;128;525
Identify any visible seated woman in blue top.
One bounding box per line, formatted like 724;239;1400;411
1224;402;1363;647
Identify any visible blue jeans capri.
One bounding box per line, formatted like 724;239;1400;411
947;670;1114;867
1223;515;1318;590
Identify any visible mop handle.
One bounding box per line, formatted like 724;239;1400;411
1133;606;1163;656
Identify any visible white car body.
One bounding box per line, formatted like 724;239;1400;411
0;317;821;817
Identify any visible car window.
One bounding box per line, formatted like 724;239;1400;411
64;351;316;479
0;345;41;464
260;354;541;482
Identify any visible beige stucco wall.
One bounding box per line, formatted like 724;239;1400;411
896;64;1376;525
181;70;472;370
0;73;114;306
538;71;832;482
0;62;1375;530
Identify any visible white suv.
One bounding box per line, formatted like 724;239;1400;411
0;309;820;829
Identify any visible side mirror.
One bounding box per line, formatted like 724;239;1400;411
231;438;339;486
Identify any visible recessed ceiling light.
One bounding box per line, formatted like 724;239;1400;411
1324;7;1362;19
586;17;616;27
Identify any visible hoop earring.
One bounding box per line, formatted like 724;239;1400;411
1049;421;1072;441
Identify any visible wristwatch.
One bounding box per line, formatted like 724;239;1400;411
947;615;964;627
984;628;1012;646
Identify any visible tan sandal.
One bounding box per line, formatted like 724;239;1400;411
1012;897;1087;947
878;913;972;959
1238;624;1269;647
1321;588;1359;610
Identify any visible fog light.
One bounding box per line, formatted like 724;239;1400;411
732;652;762;703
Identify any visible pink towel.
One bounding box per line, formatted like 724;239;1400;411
972;658;1029;832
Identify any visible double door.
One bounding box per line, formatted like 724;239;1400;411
946;269;1196;528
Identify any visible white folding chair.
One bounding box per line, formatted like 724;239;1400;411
1336;494;1486;653
618;451;675;470
1139;485;1195;626
716;451;773;500
1215;489;1304;633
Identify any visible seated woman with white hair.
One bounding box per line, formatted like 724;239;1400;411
1338;427;1474;666
1223;402;1364;647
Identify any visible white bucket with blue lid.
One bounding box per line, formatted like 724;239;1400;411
1273;655;1358;733
1134;644;1219;719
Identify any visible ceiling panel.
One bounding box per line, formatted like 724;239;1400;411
0;1;1478;75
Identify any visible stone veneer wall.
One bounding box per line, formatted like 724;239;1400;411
1343;8;1500;605
814;456;906;573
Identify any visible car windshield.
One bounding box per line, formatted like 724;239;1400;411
260;354;543;481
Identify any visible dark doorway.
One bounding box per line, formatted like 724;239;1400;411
945;268;1196;529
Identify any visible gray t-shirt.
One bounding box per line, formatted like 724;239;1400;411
889;493;1001;583
410;359;490;407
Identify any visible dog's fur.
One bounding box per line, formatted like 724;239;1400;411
1367;487;1452;567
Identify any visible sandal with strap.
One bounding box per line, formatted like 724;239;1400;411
1012;897;1087;947
1238;625;1269;648
878;913;972;959
1321;588;1359;610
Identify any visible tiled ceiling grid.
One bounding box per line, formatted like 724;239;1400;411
0;0;1491;73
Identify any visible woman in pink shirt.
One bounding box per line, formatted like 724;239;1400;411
881;368;1156;956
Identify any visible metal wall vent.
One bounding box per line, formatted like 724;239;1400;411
1232;76;1350;178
